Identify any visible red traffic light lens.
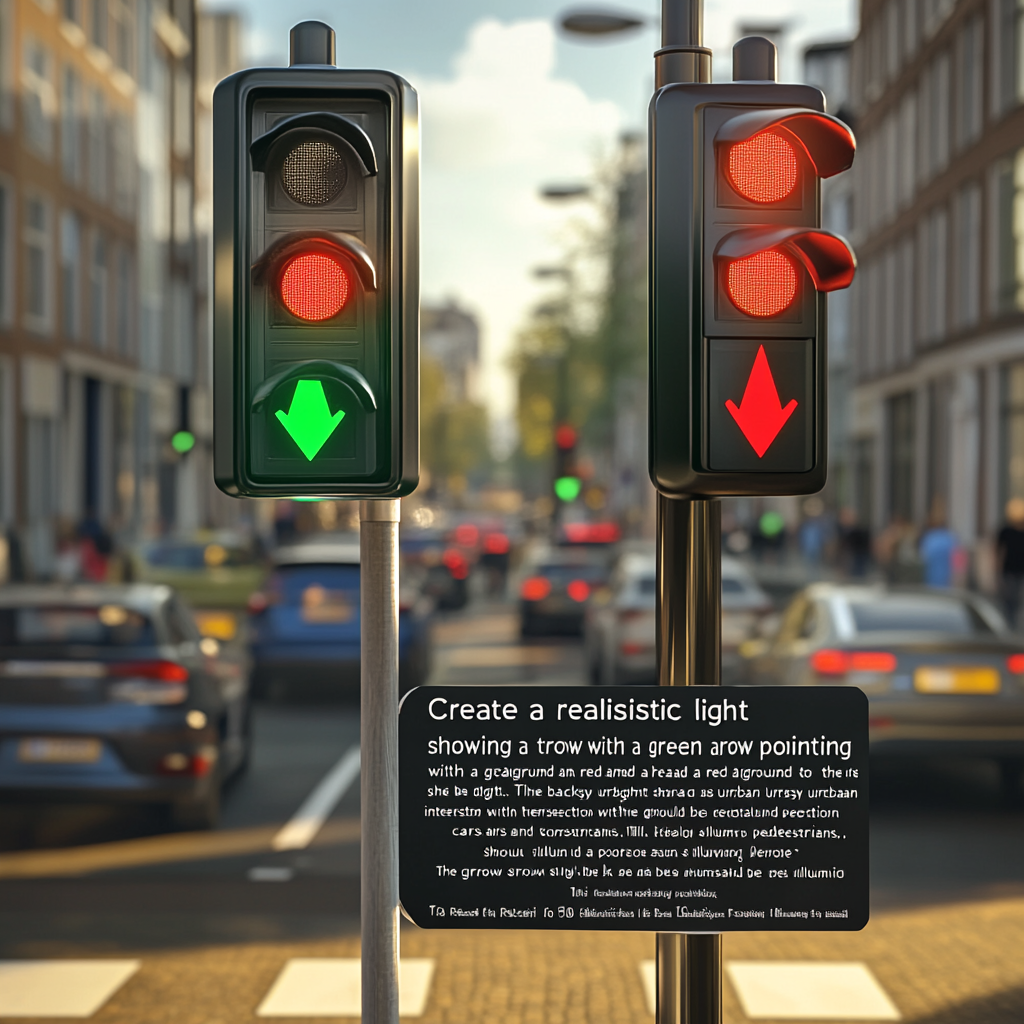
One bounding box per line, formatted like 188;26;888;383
727;130;798;203
726;249;798;317
280;252;350;322
555;425;577;450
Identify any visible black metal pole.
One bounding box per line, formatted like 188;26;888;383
653;2;722;1023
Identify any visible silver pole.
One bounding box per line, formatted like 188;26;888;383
654;2;721;1022
360;498;401;1024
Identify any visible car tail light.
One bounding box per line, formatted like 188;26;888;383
109;660;189;682
567;579;591;603
521;576;552;601
810;649;897;676
442;548;470;580
483;532;510;555
1007;654;1024;674
563;522;621;544
453;524;480;547
159;746;217;777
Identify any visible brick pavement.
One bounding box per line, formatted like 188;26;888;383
4;895;1022;1024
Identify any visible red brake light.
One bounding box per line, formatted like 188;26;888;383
483;532;510;555
810;649;848;676
727;130;798;203
442;548;470;580
563;522;621;544
849;651;897;672
567;579;590;603
521;576;552;601
726;249;798;317
454;524;480;547
1007;654;1024;674
109;660;189;683
280;251;350;321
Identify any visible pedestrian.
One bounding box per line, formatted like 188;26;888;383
838;508;871;577
997;498;1024;628
919;502;958;588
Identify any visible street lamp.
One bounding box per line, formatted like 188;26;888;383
558;6;649;37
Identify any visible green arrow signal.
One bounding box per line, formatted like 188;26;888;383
275;379;346;461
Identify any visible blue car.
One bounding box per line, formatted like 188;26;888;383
248;534;432;700
0;584;250;829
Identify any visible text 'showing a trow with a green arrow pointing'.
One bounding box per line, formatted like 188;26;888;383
725;345;798;458
275;379;346;460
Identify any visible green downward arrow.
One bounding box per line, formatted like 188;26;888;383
275;379;345;460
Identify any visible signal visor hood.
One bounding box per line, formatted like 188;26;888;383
715;227;857;292
715;108;855;179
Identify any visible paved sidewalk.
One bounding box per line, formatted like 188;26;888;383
3;895;1022;1024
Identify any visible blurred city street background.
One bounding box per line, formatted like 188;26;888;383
3;0;1024;1020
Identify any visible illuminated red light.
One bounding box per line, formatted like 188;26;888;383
109;660;189;682
566;579;590;603
726;249;798;317
555;425;577;450
727;130;798;203
810;650;897;676
442;548;470;580
483;532;510;555
563;522;621;544
454;524;480;547
1007;654;1024;674
521;576;551;601
280;252;350;321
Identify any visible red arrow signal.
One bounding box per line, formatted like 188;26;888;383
725;345;797;457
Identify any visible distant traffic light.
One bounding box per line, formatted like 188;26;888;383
212;22;419;499
649;38;856;497
553;423;580;502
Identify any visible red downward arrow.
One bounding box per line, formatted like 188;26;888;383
725;345;798;458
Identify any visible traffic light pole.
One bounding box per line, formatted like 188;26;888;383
360;498;401;1024
653;2;722;1023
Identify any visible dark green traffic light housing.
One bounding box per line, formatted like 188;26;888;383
213;22;419;498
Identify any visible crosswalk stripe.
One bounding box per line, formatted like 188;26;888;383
271;744;361;851
0;960;139;1018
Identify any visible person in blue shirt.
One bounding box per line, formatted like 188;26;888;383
919;505;958;588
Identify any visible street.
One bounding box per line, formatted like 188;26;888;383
1;594;1023;1022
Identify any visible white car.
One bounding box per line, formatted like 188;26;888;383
585;551;772;685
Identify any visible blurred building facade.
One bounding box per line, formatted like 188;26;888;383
0;0;201;579
848;0;1024;565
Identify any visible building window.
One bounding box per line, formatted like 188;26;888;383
921;0;954;38
916;204;948;345
90;231;107;348
955;13;983;149
991;151;1024;316
60;66;81;184
88;88;106;203
0;175;12;328
952;181;981;329
110;0;134;74
173;67;191;158
897;236;915;365
897;89;917;208
889;392;917;522
23;195;53;335
901;0;920;63
111;111;134;219
992;0;1024;118
59;210;80;340
62;0;81;25
92;0;107;51
21;38;55;160
1003;362;1024;504
0;0;14;133
114;244;131;355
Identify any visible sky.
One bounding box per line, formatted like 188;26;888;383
212;0;856;449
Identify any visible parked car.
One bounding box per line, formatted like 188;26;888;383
739;584;1024;795
585;552;772;684
518;545;613;637
130;532;266;642
0;584;250;829
248;534;433;699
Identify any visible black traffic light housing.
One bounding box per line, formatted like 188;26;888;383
649;59;855;497
213;23;418;498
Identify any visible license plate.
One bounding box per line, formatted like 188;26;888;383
18;738;103;763
914;667;1000;694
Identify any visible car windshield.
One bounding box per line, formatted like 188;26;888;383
0;606;155;646
538;563;608;585
846;595;994;635
144;542;252;569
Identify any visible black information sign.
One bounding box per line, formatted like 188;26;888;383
399;686;867;931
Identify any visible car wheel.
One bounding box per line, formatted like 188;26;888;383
171;780;221;830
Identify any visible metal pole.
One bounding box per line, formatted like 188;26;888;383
360;498;401;1024
654;2;721;1023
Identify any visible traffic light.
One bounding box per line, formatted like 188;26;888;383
649;38;856;497
553;424;581;502
212;22;419;498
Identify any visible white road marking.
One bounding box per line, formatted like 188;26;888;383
271;745;360;852
0;960;139;1017
257;958;435;1017
247;866;295;882
726;961;901;1020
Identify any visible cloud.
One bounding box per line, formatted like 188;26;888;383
412;19;622;429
